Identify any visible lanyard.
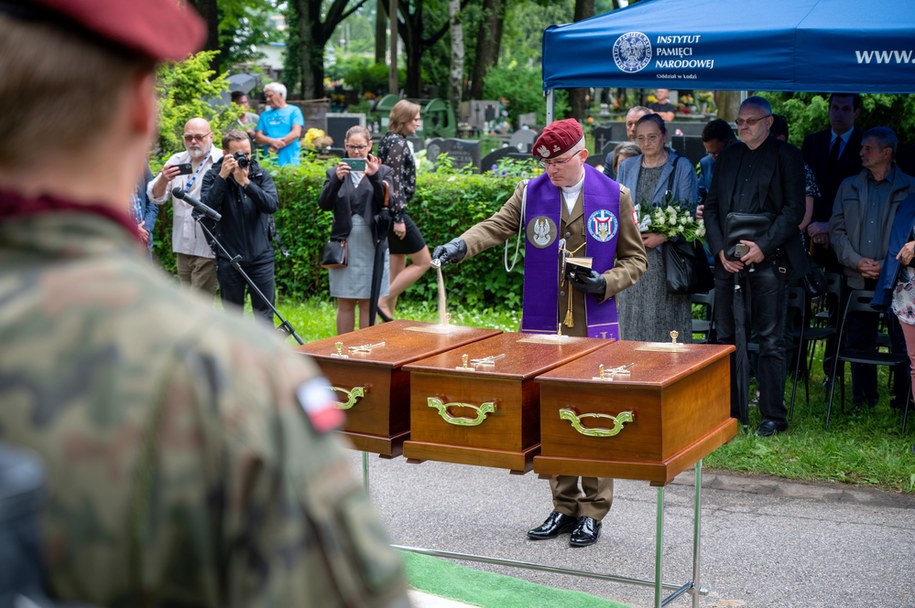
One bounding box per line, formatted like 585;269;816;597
183;149;211;193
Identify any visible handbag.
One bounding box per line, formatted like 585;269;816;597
801;259;827;296
664;239;715;295
320;240;347;268
725;212;774;261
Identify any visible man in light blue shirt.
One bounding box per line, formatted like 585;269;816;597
255;82;304;166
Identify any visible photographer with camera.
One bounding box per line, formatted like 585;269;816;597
202;129;279;323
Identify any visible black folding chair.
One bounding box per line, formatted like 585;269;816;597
826;289;912;430
690;288;715;344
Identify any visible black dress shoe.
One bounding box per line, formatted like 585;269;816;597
755;419;785;437
569;516;601;547
527;511;578;540
376;309;393;323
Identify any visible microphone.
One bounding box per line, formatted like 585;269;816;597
172;188;221;222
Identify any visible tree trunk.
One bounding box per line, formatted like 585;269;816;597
469;0;503;100
191;0;220;70
448;0;464;106
375;0;387;64
567;0;595;119
717;91;742;122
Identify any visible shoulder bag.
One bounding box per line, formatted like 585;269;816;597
662;155;714;294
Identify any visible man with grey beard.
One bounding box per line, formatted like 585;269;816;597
149;117;223;295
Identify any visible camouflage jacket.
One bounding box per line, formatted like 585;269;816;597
0;206;408;608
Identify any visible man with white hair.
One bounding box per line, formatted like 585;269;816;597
255;82;304;166
149;117;222;295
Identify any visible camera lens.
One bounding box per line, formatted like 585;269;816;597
233;151;249;168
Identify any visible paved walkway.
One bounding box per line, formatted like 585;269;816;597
354;452;915;608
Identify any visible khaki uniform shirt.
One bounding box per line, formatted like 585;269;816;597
0;210;408;608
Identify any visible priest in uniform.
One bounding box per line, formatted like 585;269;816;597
432;118;647;547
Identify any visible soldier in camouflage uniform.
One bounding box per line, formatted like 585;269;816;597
0;1;409;607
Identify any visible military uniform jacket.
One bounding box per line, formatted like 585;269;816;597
460;177;647;338
0;201;408;608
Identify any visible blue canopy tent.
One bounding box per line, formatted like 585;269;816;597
542;0;915;120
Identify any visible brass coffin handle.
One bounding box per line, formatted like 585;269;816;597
559;408;634;437
331;386;366;410
427;397;496;427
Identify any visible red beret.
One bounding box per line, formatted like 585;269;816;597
12;0;206;62
532;119;584;160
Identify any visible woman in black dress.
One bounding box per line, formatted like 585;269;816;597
377;99;432;319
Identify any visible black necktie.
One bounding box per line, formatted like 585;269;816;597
828;136;841;169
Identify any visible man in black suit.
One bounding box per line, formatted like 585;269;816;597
802;93;864;267
704;97;808;437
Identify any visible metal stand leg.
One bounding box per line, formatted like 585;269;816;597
362;451;370;491
654;485;664;608
692;459;703;608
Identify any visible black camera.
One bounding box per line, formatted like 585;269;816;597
233;151;250;169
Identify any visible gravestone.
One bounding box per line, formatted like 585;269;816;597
592;127;618;157
326;113;365;148
407;136;425;152
461;100;501;132
291;99;329;134
508;128;538;153
480;147;530;174
425;138;481;172
518;113;537;128
669;135;706;166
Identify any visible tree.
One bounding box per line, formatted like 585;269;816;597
288;0;369;99
448;0;465;105
468;0;504;99
567;0;595;119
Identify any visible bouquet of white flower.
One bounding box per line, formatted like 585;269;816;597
634;202;705;242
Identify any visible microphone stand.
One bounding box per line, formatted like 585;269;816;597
191;209;304;345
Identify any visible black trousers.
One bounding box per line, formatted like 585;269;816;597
216;257;275;323
714;262;789;426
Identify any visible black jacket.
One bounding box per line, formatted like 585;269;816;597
201;157;278;265
704;135;810;278
802;127;864;222
317;164;393;244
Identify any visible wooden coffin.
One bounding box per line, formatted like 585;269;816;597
297;320;500;456
402;333;609;473
534;340;737;485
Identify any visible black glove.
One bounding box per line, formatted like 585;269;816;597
568;269;607;295
432;238;467;266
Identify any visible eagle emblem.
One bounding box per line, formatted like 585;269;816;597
527;216;556;248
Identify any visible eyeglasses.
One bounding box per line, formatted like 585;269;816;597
735;115;772;127
540;150;582;168
635;134;662;145
183;132;211;142
345;144;369;150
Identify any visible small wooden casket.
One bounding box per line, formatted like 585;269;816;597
297;321;500;456
402;333;609;473
534;340;737;485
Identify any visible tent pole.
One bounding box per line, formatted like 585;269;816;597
546;89;554;124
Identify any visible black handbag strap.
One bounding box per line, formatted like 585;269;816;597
665;153;688;198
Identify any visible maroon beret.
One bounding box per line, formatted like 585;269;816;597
532;118;584;160
12;0;206;62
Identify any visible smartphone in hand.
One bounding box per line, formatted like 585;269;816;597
175;163;193;175
346;158;366;172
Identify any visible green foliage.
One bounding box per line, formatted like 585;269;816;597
158;160;523;308
154;50;237;156
217;0;283;69
763;92;915;149
336;56;405;96
482;62;569;127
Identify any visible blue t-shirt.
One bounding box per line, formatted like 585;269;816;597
257;105;304;166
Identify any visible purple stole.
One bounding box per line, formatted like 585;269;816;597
521;163;621;339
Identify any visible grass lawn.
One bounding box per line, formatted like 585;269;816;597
275;297;915;494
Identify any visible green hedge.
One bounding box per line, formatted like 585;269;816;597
151;160;526;310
